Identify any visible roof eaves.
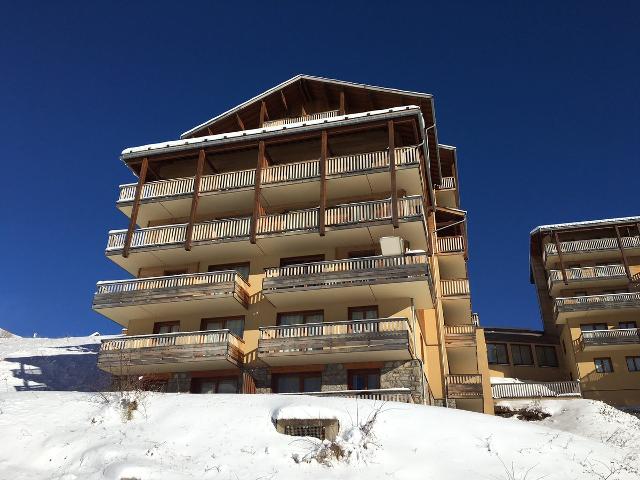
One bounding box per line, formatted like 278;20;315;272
530;216;640;236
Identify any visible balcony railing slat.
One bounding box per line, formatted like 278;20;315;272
263;110;339;128
282;388;414;403
555;292;640;313
545;236;640;257
548;264;626;286
441;279;470;296
492;381;581;399
581;328;640;347
437;236;464;253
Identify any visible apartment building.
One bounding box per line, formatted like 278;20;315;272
92;75;493;413
527;217;640;407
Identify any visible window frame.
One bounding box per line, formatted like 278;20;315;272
272;372;322;393
510;344;534;366
279;255;325;268
190;376;239;394
619;321;637;330
535;345;559;367
348;305;379;321
207;261;250;280
626;356;640;372
580;323;608;332
152;321;180;334
594;357;614;374
276;310;324;326
200;316;245;338
348;369;381;390
487;343;510;365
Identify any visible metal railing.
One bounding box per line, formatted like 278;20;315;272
100;329;243;352
544;236;640;259
492;381;581;399
259;317;411;340
437;236;464;253
441;279;470;297
555;292;640;314
580;328;640;348
282;388;414;403
436;177;456;190
548;264;626;287
263;110;340;127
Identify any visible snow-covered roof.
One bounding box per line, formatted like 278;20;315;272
121;105;422;161
180;74;433;139
530;216;640;235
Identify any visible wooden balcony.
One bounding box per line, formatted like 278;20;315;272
263;110;340;127
445;374;483;398
434;177;457;208
441;279;470;297
548;264;627;293
491;381;581;399
97;329;244;375
543;236;640;265
436;177;456;190
580;328;640;351
92;271;250;324
283;388;414;403
554;292;640;322
262;254;432;309
258;317;414;366
444;325;477;348
437;236;464;254
117;145;421;225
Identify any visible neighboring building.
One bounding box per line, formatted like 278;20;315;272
527;217;640;407
92;75;493;413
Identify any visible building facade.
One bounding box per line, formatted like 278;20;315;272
92;75;493;413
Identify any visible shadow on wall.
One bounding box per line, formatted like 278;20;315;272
2;343;111;392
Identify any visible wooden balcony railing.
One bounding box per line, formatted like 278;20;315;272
471;312;480;326
282;388;414;403
263;253;430;293
548;264;626;288
436;177;456;190
97;329;244;372
491;381;581;399
580;328;640;349
444;325;477;347
93;271;250;309
263;110;340;128
257;208;318;235
259;317;413;359
117;147;420;204
544;236;640;260
441;279;470;297
445;374;483;398
437;236;464;253
554;292;640;315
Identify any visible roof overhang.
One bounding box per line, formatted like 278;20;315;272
530;216;640;236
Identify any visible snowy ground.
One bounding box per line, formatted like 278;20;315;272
0;335;639;479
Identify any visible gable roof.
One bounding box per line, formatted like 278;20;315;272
180;74;433;139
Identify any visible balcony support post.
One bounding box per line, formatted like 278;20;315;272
388;120;399;228
319;130;328;236
614;225;633;280
250;141;266;243
259;101;268;128
123;157;148;258
235;113;245;131
185;149;205;251
553;231;568;285
339;89;345;115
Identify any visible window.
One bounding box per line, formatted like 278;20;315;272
348;306;379;321
536;346;559;367
348;369;380;390
511;344;534;366
580;323;608;332
279;255;325;268
273;373;322;393
619;321;637;330
487;343;509;365
208;262;250;280
626;357;640;372
201;316;245;338
153;321;180;334
277;311;324;326
594;358;614;373
191;377;238;394
163;268;188;276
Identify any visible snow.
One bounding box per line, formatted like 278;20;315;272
0;335;111;392
0;336;638;479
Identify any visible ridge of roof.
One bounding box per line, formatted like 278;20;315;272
180;74;433;139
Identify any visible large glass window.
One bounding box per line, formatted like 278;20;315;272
201;316;245;338
277;311;324;326
273;373;322;393
348;370;381;390
348;306;379;320
536;346;559;367
626;357;640;372
153;321;180;334
511;344;534;366
487;343;509;365
191;377;238;394
594;358;614;374
619;321;637;330
580;323;608;332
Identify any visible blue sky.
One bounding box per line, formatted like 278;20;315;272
1;1;638;337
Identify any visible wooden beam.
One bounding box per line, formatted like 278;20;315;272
185;150;205;251
614;225;632;280
319;130;328;236
235;113;245;131
259;101;268;127
339;89;346;115
279;90;289;115
207;126;213;136
553;231;568;285
250;141;266;243
123;157;148;258
388;120;398;228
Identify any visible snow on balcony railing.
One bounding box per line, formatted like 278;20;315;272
100;329;243;352
580;328;640;347
263;110;340;128
555;292;640;314
436;177;456;190
437;236;464;253
548;264;626;288
282;388;414;403
544;236;640;258
492;381;581;399
441;279;470;297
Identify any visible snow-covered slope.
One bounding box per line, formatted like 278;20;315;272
0;335;110;392
0;392;638;480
